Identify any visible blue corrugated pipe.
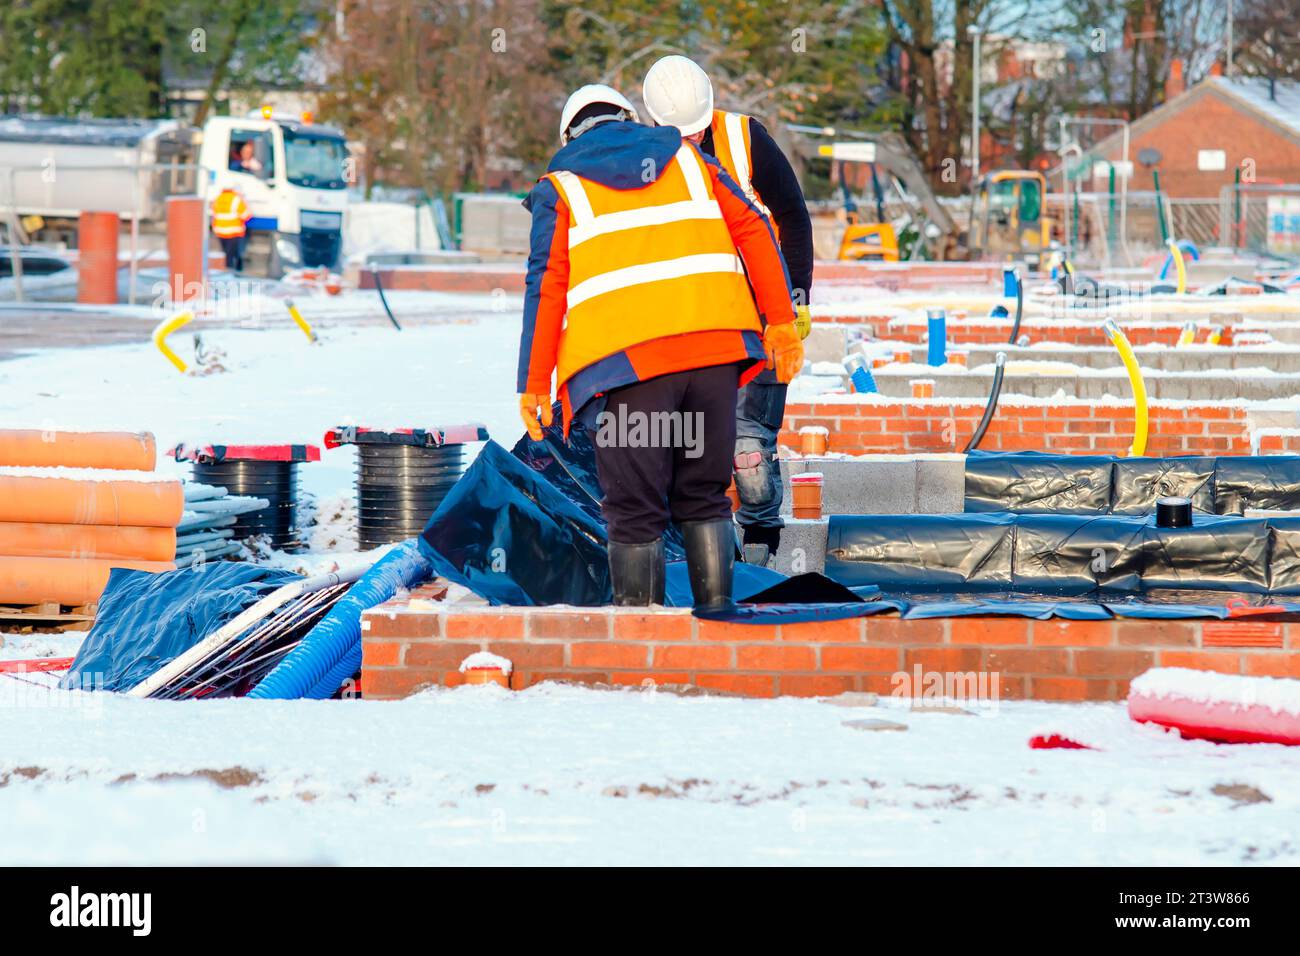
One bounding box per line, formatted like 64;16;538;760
249;540;433;700
842;354;877;393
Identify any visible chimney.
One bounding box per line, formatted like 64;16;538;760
1165;58;1185;100
1209;60;1222;77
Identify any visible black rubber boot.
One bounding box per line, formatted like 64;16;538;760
681;519;735;610
608;538;666;606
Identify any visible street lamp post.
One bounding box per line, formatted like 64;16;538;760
968;25;982;183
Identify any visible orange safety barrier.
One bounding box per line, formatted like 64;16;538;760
0;555;174;606
0;522;175;561
77;211;120;305
0;476;183;528
0;429;156;471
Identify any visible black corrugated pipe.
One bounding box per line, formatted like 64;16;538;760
192;459;301;549
963;351;1007;453
356;442;466;548
370;269;404;331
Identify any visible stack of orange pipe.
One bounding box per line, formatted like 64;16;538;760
0;430;179;606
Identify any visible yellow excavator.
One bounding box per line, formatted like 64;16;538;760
966;169;1052;263
794;126;1050;265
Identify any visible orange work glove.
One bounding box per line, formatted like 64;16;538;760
519;393;553;441
764;322;804;384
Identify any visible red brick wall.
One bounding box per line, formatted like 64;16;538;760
361;602;1300;702
1099;85;1300;198
783;398;1250;456
815;315;1195;347
1257;431;1300;454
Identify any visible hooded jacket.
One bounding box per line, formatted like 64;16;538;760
517;120;795;429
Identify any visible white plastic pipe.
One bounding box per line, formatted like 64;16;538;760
125;563;372;699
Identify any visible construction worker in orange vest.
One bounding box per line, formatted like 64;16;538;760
212;186;252;272
517;84;802;609
643;55;814;568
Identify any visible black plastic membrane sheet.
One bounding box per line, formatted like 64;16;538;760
826;511;1300;600
964;451;1300;516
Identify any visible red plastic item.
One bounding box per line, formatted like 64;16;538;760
1128;690;1300;745
0;657;76;674
1028;734;1095;750
1225;597;1289;618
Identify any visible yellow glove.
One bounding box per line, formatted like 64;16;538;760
794;304;812;340
764;322;804;384
519;393;553;441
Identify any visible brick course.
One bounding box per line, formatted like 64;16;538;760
783;397;1253;456
361;602;1300;702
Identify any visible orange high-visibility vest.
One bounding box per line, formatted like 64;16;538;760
211;190;250;239
710;110;776;238
544;143;762;390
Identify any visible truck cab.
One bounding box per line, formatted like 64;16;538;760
199;111;349;275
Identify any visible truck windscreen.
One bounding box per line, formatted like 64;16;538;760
283;130;348;190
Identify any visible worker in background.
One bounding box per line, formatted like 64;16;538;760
211;186;252;272
643;55;814;568
517;84;803;609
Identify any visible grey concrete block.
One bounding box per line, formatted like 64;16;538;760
804;324;849;364
915;454;966;514
771;517;827;575
782;457;919;515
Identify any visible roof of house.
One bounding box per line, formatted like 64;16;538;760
1206;76;1300;140
1072;76;1300;164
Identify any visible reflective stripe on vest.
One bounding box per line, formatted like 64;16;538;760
544;143;761;388
711;110;773;222
212;193;248;238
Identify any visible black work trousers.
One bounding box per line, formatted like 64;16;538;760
593;363;740;544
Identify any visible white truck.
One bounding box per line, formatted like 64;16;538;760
0;110;351;277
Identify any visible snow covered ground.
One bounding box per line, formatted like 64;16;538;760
0;292;524;500
4;290;1300;866
2;678;1299;866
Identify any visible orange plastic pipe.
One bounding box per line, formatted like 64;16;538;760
78;211;120;305
0;429;156;471
0;476;183;528
0;522;175;561
0;555;174;606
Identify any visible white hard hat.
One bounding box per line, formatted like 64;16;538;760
642;55;713;136
558;84;639;145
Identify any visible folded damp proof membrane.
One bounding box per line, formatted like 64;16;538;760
824;512;1300;599
963;452;1300;516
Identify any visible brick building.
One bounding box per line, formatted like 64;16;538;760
1087;76;1300;198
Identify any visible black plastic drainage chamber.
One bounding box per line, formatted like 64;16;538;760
356;442;467;548
191;458;303;550
325;426;487;550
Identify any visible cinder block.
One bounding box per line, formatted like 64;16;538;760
915;454;966;513
771;517;827;575
783;457;918;515
804;325;848;364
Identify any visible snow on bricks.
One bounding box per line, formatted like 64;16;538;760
360;599;1300;702
783;397;1251;456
